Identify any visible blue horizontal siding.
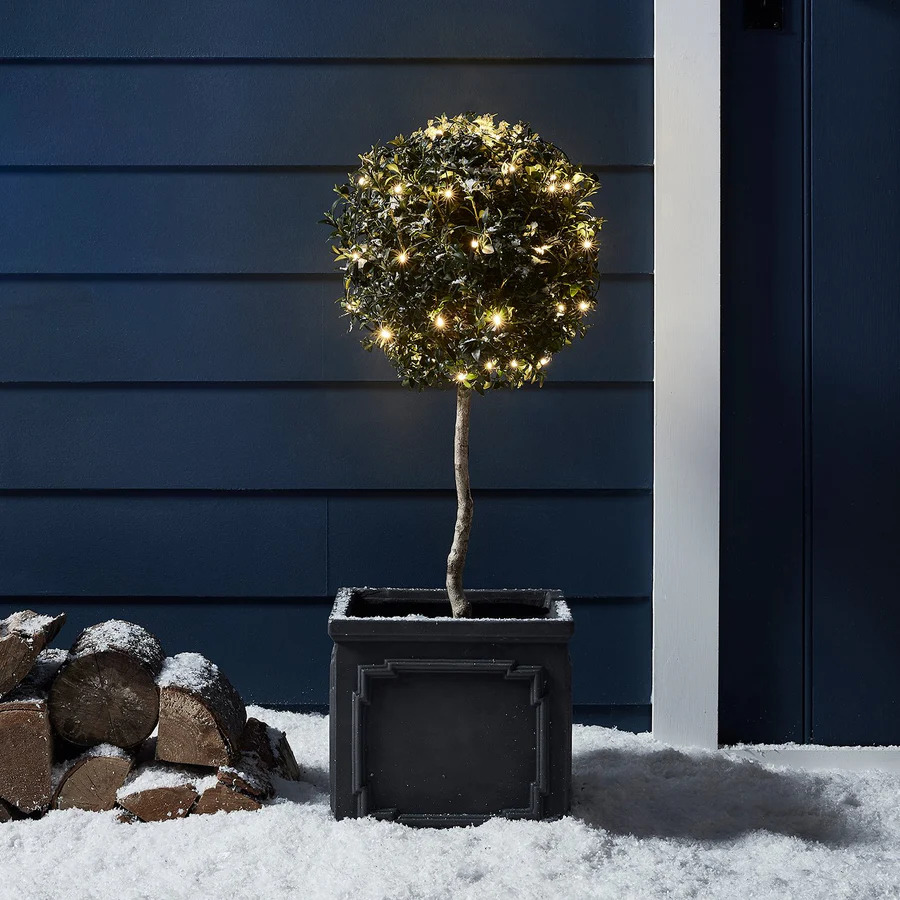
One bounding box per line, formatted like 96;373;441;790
0;493;650;598
0;1;653;60
0;277;652;384
0;170;652;275
0;597;651;709
326;492;651;596
0;62;652;167
0;385;652;490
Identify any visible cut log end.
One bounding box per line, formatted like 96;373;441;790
50;620;164;748
156;654;246;767
241;717;302;781
54;752;133;812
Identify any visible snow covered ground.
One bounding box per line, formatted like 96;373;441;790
2;707;899;900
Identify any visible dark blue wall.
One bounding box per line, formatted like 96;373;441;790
0;2;653;726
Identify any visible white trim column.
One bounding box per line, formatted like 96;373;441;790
651;0;721;749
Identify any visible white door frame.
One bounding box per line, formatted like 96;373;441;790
651;2;900;770
651;0;721;749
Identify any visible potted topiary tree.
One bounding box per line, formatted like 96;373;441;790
323;113;603;825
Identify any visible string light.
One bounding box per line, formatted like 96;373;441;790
581;238;594;250
563;182;573;192
455;372;468;382
379;327;393;342
485;361;494;371
393;183;404;195
351;251;360;261
357;176;368;186
578;300;590;312
491;312;504;329
396;250;408;264
434;314;446;328
547;183;557;193
509;359;519;369
470;238;479;249
442;187;455;200
557;303;566;314
549;174;557;182
540;357;551;367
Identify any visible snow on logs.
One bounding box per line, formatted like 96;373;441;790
0;610;66;696
50;620;164;748
0;611;301;821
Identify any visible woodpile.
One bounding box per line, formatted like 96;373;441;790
0;610;301;822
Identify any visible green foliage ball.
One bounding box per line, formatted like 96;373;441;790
324;113;604;391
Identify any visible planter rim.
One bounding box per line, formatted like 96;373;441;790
329;586;573;643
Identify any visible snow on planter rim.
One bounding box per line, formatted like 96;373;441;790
329;586;572;622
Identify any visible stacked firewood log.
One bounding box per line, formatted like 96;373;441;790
0;611;300;822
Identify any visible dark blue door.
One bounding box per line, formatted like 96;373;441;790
722;1;900;745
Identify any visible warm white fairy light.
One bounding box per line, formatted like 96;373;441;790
557;302;566;314
509;359;519;369
563;182;573;192
491;312;504;329
581;238;594;250
443;187;455;200
434;314;446;328
357;176;368;186
393;183;404;195
470;238;479;249
547;183;557;193
396;250;408;264
485;360;494;371
549;174;557;182
578;300;590;312
540;356;551;367
455;372;468;382
351;251;360;261
379;327;392;341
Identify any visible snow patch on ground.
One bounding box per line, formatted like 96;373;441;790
1;708;899;899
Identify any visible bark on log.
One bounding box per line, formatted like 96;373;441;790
155;653;246;767
241;717;301;781
217;757;273;800
0;610;65;696
193;784;262;815
0;700;53;813
50;620;164;748
53;746;133;812
116;765;204;822
118;784;198;822
0;649;66;813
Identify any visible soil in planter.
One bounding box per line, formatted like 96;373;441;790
346;590;551;619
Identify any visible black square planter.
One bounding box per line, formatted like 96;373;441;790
329;587;573;827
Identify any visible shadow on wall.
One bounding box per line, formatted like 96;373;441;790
571;743;879;846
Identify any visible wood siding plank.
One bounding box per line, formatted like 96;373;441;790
0;493;650;599
0;385;652;490
0;1;653;60
0;277;652;384
0;171;652;275
0;62;652;167
327;493;651;597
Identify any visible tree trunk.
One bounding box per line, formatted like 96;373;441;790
446;385;474;618
49;620;164;748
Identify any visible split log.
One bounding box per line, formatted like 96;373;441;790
53;745;133;812
193;784;262;815
0;649;67;813
241;717;301;781
50;620;164;748
155;653;246;767
217;757;273;801
116;765;208;822
0;610;65;696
